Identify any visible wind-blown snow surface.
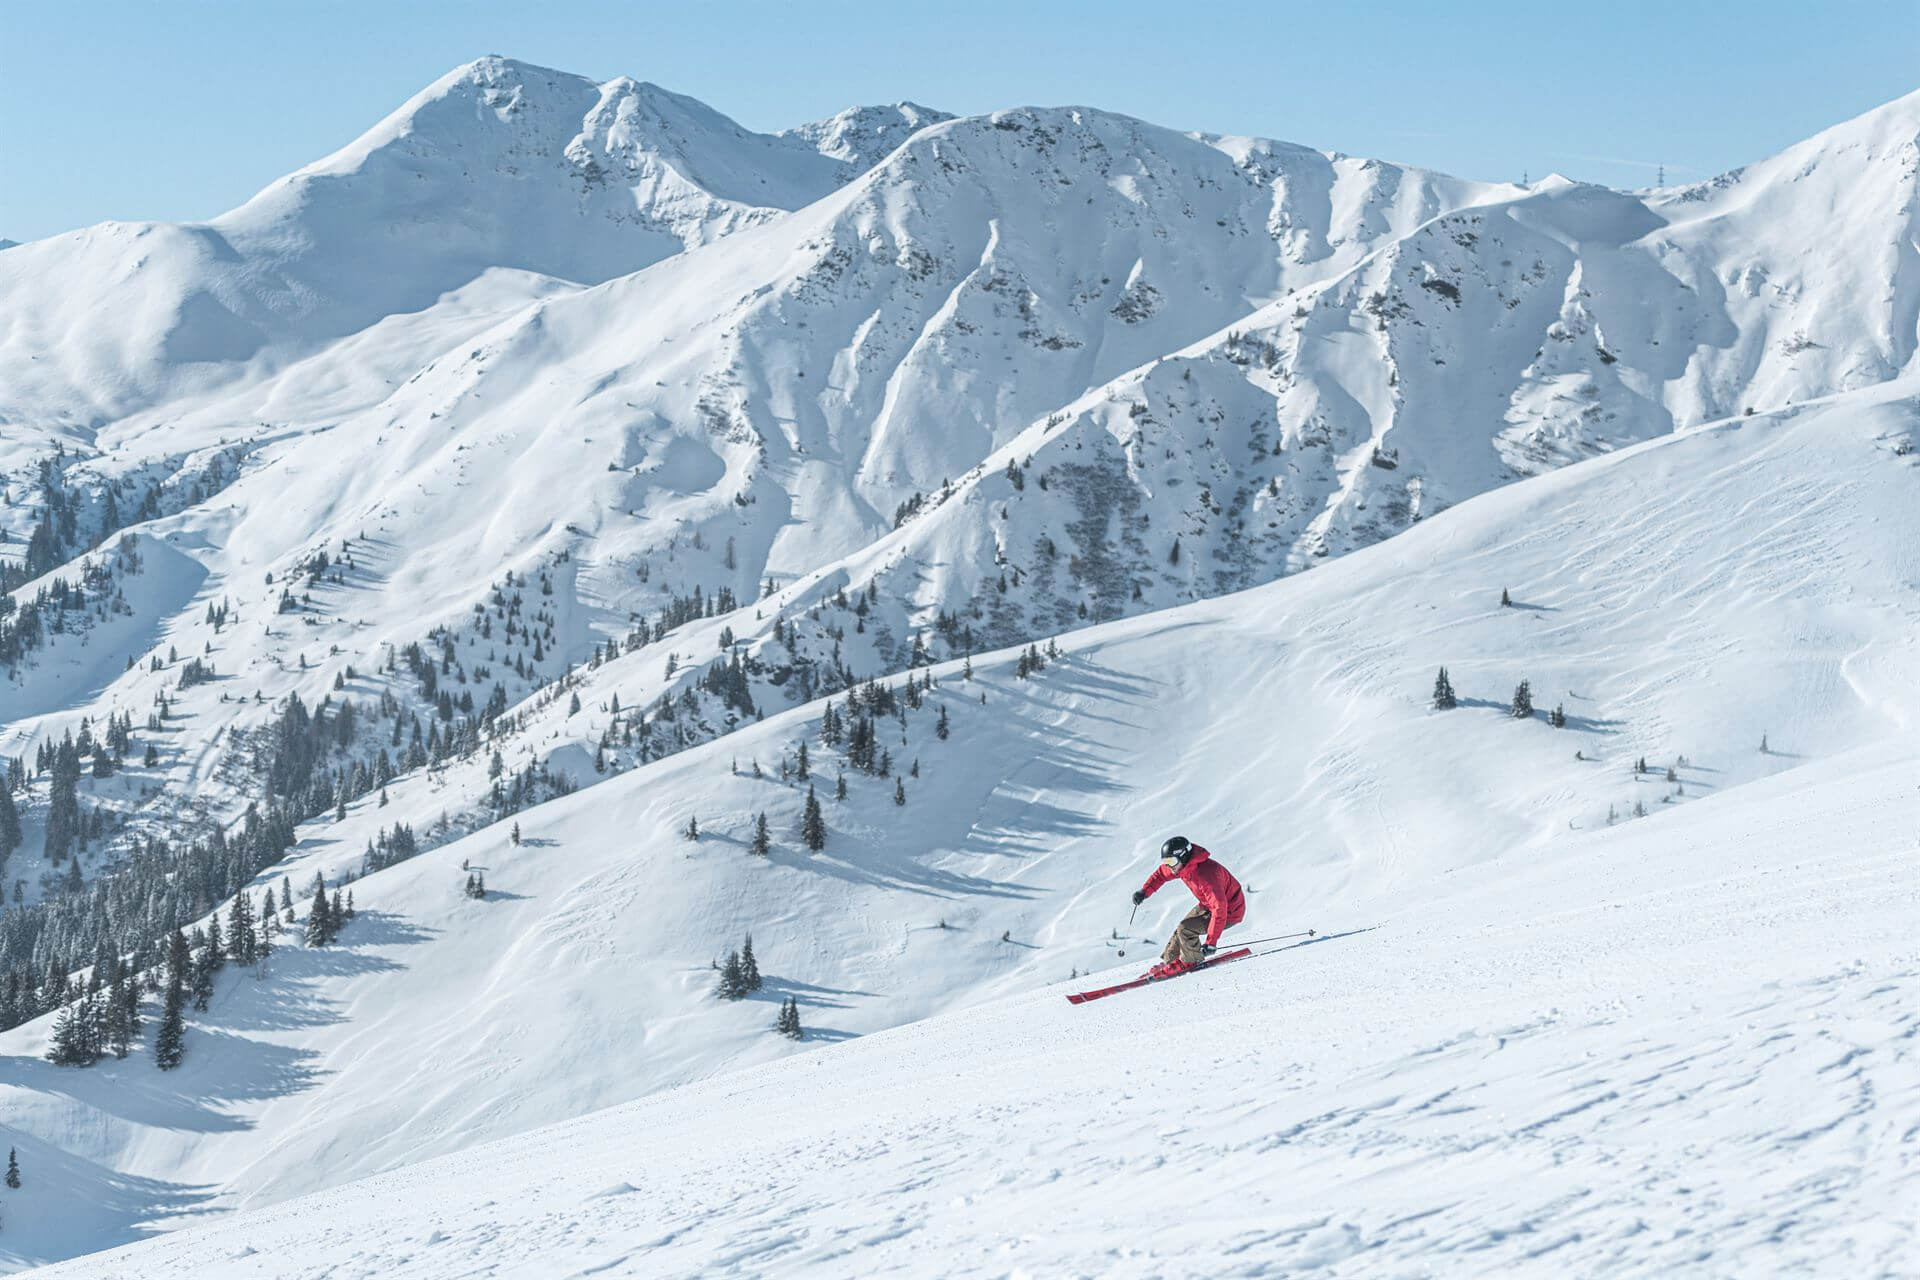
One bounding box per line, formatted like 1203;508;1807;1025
35;741;1919;1278
4;381;1916;1271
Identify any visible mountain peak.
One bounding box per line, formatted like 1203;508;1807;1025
781;101;953;172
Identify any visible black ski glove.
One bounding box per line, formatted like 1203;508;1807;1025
1130;890;1146;906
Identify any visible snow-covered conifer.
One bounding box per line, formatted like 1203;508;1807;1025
741;935;761;991
154;970;186;1071
305;873;333;946
718;951;746;1000
803;786;826;851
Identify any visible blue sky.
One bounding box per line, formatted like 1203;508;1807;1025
3;0;1915;241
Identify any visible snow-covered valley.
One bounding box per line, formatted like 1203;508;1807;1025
1;55;1917;1275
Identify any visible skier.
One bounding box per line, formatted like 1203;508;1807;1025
1132;836;1245;978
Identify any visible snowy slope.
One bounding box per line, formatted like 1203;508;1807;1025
30;738;1917;1278
2;382;1915;1270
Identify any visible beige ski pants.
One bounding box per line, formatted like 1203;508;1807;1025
1161;905;1212;965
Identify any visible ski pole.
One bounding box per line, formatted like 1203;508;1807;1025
1104;903;1144;957
1231;928;1316;948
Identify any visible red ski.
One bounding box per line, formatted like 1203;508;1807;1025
1065;947;1253;1004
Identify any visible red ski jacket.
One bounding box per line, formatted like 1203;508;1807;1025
1138;844;1245;945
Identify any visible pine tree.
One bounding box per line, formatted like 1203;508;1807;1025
683;814;700;841
228;890;255;968
1550;703;1567;728
305;872;333;946
510;821;521;846
776;996;804;1040
802;785;826;851
46;995;95;1066
4;1146;18;1189
280;876;295;921
166;927;191;990
43;759;78;864
1431;667;1456;710
190;942;216;1011
154;968;186;1071
894;777;907;806
1510;680;1534;719
835;772;847;802
741;935;761;991
119;966;141;1040
104;976;133;1059
1501;587;1512;607
796;741;809;779
0;784;18;863
568;691;581;716
936;704;950;740
750;812;771;857
718;950;746;1000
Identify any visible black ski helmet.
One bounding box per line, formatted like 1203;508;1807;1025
1160;835;1193;865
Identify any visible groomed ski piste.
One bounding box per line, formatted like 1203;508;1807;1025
12;375;1918;1274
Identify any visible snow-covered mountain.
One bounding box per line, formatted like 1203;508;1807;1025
0;56;933;425
4;376;1917;1270
1;60;1917;1272
0;61;1532;906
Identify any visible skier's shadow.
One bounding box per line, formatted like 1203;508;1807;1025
1278;926;1377;951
